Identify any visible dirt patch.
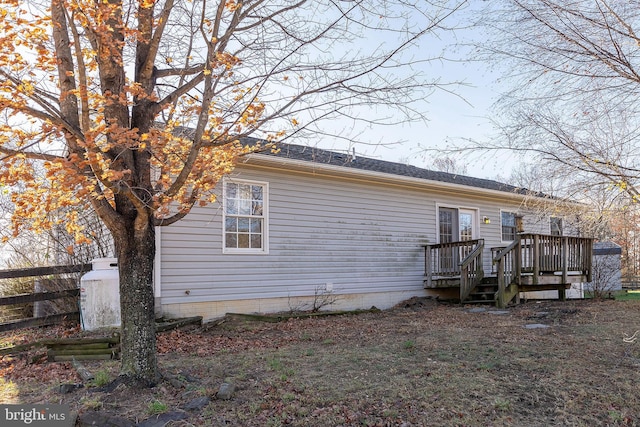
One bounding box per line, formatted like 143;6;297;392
2;299;640;426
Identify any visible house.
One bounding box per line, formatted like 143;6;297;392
154;143;593;321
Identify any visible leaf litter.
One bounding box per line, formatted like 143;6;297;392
1;299;639;426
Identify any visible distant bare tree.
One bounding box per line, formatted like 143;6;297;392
430;155;468;175
609;204;640;284
587;253;621;300
458;1;640;202
507;161;640;285
0;204;113;322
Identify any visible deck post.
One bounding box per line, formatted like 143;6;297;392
586;239;593;283
425;246;432;288
496;258;505;308
515;236;522;286
562;237;568;284
533;234;540;285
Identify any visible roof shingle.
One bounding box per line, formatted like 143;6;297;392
260;143;532;196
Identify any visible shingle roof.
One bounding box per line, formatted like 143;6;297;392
257;142;534;196
170;127;535;197
593;241;622;255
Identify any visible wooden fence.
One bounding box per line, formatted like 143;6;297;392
622;277;640;289
0;263;91;332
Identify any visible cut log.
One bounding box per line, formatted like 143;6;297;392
53;354;113;361
40;336;120;346
156;316;203;332
50;347;119;356
47;343;111;350
0;341;41;356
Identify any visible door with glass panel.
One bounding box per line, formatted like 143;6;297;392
438;207;477;273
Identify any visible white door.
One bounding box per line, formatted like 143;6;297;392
458;209;476;241
438;208;477;243
438;208;478;272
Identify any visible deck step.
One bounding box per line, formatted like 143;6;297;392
462;299;497;305
469;291;496;297
463;281;499;305
481;276;498;285
470;288;497;293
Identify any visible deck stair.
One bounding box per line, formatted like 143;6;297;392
461;276;499;305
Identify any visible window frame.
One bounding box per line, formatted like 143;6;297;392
550;216;563;236
500;210;518;242
222;178;269;254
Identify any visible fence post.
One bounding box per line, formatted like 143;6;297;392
533;234;540;285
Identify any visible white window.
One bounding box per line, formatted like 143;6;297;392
550;217;563;236
223;180;268;253
501;211;517;241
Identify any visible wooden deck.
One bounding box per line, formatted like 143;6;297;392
424;234;594;307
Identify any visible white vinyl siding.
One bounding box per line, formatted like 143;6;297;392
159;165;561;306
161;168;431;304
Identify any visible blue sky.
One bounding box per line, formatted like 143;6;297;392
304;2;521;181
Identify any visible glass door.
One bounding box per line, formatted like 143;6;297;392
438;207;477;273
439;208;477;243
438;208;457;272
459;209;477;240
439;208;457;244
458;209;477;259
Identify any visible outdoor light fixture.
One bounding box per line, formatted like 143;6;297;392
482;216;491;224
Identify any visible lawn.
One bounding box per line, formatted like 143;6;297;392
615;290;640;301
1;298;640;426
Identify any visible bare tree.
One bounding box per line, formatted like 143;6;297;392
430;155;468;175
468;1;640;287
507;160;640;287
0;0;468;385
609;204;640;285
449;1;640;203
587;251;621;299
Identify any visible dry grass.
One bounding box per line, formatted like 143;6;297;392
2;299;640;426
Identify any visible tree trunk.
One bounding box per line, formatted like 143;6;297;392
115;219;158;386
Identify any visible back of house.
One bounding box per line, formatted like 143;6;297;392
155;143;584;320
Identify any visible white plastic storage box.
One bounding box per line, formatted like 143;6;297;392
80;258;120;331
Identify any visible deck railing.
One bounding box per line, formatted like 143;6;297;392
424;239;484;287
516;234;593;284
459;241;485;302
493;239;520;307
494;234;593;306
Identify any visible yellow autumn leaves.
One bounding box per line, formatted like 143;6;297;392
0;0;281;248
